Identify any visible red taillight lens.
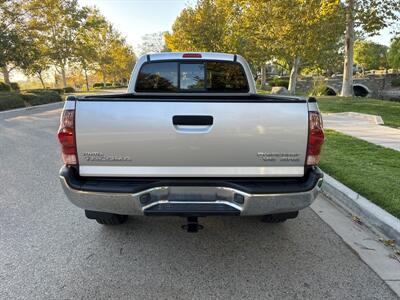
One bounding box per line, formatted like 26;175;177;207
57;109;77;165
307;111;324;166
182;53;202;58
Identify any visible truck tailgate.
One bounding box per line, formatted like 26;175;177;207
75;99;308;177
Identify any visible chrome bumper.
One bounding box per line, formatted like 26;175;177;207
59;167;323;216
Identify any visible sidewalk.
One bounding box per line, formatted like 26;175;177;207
323;112;400;152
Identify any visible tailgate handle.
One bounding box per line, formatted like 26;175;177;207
173;115;213;126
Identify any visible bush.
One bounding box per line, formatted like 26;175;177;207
63;86;75;93
392;78;400;87
10;82;20;91
93;82;113;88
267;78;290;88
0;82;11;92
25;88;46;93
21;90;62;106
49;88;64;94
309;80;328;96
0;92;25;111
26;88;64;94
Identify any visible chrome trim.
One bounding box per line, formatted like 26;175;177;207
142;200;243;211
78;166;305;178
60;173;323;216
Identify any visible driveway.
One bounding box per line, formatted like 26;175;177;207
0;106;397;299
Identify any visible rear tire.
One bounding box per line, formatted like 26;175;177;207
262;211;299;223
85;210;128;225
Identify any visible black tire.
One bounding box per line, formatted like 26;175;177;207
85;210;128;225
262;211;299;223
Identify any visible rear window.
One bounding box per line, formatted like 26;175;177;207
135;61;249;93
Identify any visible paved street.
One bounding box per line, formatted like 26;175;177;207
0;106;397;299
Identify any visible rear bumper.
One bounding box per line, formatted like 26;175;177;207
59;167;323;216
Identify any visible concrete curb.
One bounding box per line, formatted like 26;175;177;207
322;173;400;244
0;101;64;116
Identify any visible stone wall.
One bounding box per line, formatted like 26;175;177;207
295;74;400;99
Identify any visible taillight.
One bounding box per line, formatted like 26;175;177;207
307;111;324;166
57;106;77;166
182;53;202;58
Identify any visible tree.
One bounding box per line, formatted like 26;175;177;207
165;0;275;89
165;0;230;52
137;32;169;56
388;36;400;71
341;0;400;97
23;49;51;88
354;40;388;73
166;0;344;94
0;0;36;86
94;23;118;86
75;15;136;87
239;0;344;94
106;37;136;85
74;7;106;91
27;0;88;87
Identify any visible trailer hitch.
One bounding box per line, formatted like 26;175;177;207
181;216;204;233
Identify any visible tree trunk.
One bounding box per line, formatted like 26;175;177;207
2;66;11;85
61;66;67;88
84;68;89;91
37;72;45;88
260;64;267;90
341;0;355;97
288;57;300;95
102;71;106;87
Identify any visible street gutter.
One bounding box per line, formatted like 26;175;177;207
321;173;400;245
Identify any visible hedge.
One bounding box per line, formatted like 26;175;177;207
93;82;113;88
0;90;63;111
63;86;75;93
0;82;11;92
26;88;64;95
268;79;290;88
21;91;62;106
0;92;25;111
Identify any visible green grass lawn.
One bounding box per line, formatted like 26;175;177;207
319;130;400;218
317;96;400;128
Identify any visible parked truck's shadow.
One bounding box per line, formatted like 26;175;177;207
54;209;389;299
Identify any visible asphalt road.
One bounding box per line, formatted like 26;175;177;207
0;105;397;299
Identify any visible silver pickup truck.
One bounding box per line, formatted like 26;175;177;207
58;52;324;231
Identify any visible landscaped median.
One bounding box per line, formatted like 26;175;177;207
0;90;63;111
320;129;400;219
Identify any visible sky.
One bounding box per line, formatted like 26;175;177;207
78;0;196;50
78;0;396;49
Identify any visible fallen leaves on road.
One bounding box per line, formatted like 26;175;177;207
379;238;396;247
352;215;362;225
378;238;400;262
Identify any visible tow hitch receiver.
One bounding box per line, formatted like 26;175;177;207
182;217;204;233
